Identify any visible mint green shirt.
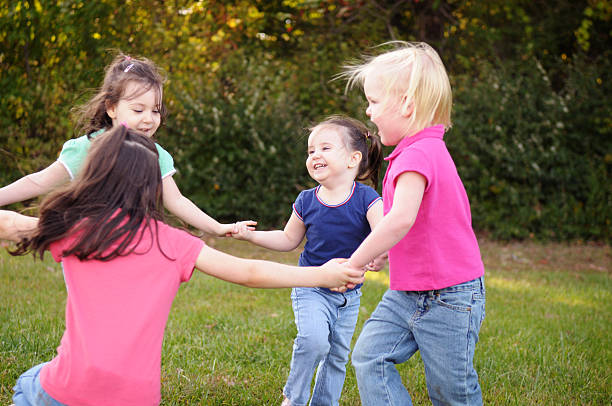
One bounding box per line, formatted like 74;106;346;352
58;129;176;179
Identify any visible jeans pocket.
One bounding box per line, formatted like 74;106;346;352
472;291;486;327
434;289;473;312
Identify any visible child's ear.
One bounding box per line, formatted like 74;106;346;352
348;151;362;169
401;96;414;118
105;100;117;119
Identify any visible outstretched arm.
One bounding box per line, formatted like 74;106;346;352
348;172;426;270
0;210;38;242
195;244;364;289
162;176;255;237
232;211;305;252
0;161;70;207
364;199;388;271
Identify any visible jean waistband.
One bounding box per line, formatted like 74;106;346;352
413;276;485;295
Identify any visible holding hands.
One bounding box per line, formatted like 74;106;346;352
331;253;388;293
320;258;366;290
231;220;256;239
365;252;388;272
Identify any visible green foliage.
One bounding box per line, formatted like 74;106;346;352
163;51;311;225
451;54;611;241
0;0;609;241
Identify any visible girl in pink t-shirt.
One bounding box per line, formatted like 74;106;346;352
2;126;364;406
341;42;486;406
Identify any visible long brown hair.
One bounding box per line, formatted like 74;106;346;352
12;126;167;261
311;115;383;189
72;51;167;136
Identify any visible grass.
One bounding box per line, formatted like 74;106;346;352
1;237;610;405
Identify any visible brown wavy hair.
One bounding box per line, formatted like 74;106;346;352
72;50;167;137
11;126;167;261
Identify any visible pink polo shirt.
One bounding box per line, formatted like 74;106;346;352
383;125;484;291
41;220;204;406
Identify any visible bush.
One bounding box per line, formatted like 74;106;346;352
162;53;313;228
450;54;611;241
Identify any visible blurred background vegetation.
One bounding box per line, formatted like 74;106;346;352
0;0;610;241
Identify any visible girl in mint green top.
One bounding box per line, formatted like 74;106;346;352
58;129;176;180
0;51;254;237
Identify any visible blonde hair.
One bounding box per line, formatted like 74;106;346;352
342;41;452;135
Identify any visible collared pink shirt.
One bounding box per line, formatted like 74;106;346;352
383;125;484;290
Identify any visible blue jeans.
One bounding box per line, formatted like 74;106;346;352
352;277;486;406
13;363;66;406
283;287;361;406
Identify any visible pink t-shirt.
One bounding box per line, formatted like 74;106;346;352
383;125;484;291
41;220;204;406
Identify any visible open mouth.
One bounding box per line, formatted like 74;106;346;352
313;163;326;170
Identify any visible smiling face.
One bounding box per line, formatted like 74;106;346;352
364;74;412;146
306;126;360;186
106;81;162;137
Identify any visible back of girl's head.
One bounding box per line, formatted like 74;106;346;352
74;51;167;135
76;125;162;211
311;115;383;189
13;125;165;261
343;41;452;135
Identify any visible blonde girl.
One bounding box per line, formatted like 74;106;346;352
234;115;385;406
0;52;253;236
2;126;364;406
343;42;486;406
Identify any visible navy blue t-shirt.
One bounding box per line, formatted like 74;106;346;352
293;182;381;290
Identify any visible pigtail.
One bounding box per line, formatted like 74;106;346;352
313;115;384;190
360;132;384;190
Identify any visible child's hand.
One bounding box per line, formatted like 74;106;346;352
320;258;365;290
227;220;257;238
0;210;37;242
365;252;388;272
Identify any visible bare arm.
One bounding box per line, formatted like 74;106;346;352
233;211;305;252
194;244;364;289
0;161;70;207
0;210;38;242
348;172;426;269
162;176;254;237
364;199;388;271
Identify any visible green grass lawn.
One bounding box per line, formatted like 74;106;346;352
1;238;610;405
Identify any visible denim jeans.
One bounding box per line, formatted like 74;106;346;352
13;363;66;406
283;287;362;406
352;276;485;406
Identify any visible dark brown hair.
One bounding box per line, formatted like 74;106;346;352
311;115;383;189
73;51;167;136
12;126;167;261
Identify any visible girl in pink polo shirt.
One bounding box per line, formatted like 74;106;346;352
3;125;364;406
342;42;486;406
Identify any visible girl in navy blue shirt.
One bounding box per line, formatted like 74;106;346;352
234;115;385;406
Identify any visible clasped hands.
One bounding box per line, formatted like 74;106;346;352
331;252;388;293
